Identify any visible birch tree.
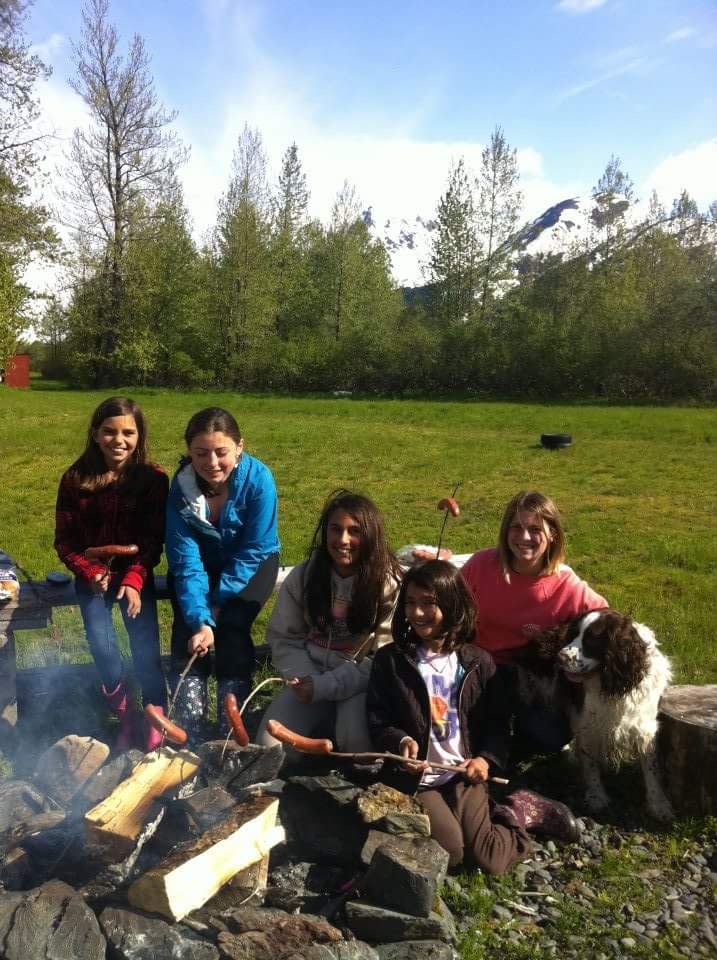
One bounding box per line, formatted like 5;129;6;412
475;126;522;321
65;0;187;384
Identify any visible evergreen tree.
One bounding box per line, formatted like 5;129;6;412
120;176;200;385
428;158;480;325
593;153;635;200
670;189;702;246
590;154;636;264
210;124;275;384
272;142;310;339
475;126;523;321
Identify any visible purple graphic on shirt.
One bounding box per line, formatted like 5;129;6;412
427;672;459;743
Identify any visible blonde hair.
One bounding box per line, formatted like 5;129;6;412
497;490;566;580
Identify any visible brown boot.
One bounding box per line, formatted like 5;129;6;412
503;789;579;843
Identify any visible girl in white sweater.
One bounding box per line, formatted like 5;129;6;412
257;490;401;755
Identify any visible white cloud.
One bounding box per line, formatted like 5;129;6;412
556;0;608;14
666;27;696;43
643;139;717;209
556;55;650;102
30;31;66;62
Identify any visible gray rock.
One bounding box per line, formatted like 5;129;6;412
491;904;512;921
375;813;431;837
356;783;426;829
199;742;284;792
281;776;367;865
99;906;218;959
3;880;105;960
362;837;449;917
264;860;347;914
374;942;456;960
303;944;380;960
0;778;56;831
345;898;456;944
213;908;344;959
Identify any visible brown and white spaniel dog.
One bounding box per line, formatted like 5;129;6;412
518;609;674;821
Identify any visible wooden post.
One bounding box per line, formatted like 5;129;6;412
658;684;717;816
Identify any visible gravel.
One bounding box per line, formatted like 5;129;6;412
450;815;717;957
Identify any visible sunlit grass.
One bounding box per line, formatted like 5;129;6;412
1;385;716;682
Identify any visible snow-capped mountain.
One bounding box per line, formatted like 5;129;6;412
374;192;641;289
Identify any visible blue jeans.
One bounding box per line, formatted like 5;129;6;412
168;554;279;682
75;577;166;707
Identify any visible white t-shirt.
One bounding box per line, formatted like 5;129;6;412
415;647;465;787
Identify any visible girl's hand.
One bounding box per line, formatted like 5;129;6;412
399;736;428;772
189;625;214;657
288;676;314;704
459;757;490;784
90;571;110;594
117;584;141;617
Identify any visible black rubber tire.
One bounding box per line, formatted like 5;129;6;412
540;433;572;450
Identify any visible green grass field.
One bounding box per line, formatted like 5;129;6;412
2;383;716;957
1;384;716;682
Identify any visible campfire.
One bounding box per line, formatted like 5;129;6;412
0;727;458;958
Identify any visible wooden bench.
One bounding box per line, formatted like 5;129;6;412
0;548;473;756
0;552;296;756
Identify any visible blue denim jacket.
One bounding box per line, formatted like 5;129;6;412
166;453;280;631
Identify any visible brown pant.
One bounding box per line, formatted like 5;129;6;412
417;778;532;875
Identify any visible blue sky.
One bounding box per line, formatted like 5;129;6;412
27;0;717;241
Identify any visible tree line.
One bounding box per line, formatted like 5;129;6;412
3;0;716;400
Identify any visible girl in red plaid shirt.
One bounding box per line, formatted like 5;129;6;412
54;397;168;752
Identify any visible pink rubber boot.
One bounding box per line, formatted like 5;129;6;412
102;680;135;752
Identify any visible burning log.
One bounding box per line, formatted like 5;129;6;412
83;745;200;861
127;794;283;921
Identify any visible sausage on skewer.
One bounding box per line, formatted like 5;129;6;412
145;705;188;746
266;719;334;754
85;544;139;559
224;692;250;747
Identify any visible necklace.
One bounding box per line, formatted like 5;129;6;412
419;649;452;674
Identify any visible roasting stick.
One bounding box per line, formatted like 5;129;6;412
266;719;509;783
143;651;201;752
435;482;462;559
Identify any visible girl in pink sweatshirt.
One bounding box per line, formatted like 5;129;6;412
461;490;607;753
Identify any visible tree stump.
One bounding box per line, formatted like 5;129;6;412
658;684;717;816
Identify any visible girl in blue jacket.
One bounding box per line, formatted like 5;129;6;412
165;407;280;743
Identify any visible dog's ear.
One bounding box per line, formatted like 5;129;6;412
533;621;572;659
600;613;650;697
514;621;572;676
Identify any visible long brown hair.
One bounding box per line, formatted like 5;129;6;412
305;489;401;635
68;397;149;491
392;560;476;657
179;407;242;495
497;490;566;580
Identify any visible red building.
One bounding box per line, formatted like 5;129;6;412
2;354;30;388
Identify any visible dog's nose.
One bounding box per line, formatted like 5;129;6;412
559;646;579;664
